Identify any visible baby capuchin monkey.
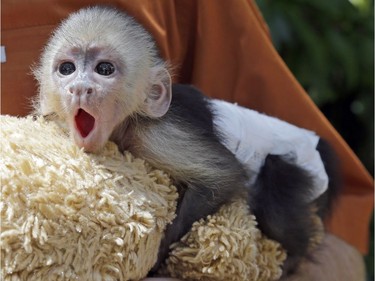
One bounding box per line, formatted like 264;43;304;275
33;6;340;276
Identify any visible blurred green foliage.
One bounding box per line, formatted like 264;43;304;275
255;0;374;279
255;0;374;170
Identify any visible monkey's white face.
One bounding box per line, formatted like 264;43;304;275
35;7;172;153
52;45;129;152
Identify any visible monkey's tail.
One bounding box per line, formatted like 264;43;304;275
249;154;315;273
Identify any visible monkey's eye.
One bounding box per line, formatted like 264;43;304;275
59;62;76;75
95;62;115;76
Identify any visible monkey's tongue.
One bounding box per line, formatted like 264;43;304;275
75;109;95;138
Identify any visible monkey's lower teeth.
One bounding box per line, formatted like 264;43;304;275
75;109;95;138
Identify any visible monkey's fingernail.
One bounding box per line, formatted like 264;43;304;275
75;108;95;138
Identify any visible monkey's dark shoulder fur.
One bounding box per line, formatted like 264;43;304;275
168;84;216;136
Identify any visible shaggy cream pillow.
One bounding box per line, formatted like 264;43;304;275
1;115;177;280
1;115;286;281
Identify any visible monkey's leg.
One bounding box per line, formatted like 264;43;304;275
256;139;341;275
151;182;228;272
250;154;318;274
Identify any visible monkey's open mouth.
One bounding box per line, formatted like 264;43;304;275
75;108;95;138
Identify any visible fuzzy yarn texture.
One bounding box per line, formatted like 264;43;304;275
1;115;177;280
1;115;287;281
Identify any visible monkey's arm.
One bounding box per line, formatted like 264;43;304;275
131;117;249;270
110;87;248;270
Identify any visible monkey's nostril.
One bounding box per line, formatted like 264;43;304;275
68;87;92;95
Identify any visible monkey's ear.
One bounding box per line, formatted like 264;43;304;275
143;67;172;118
